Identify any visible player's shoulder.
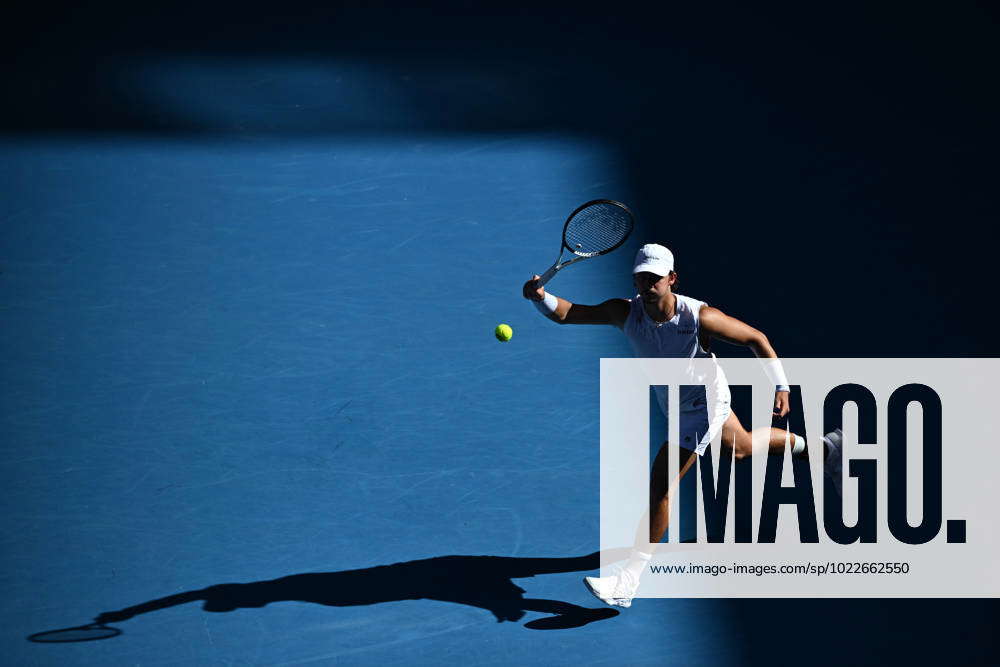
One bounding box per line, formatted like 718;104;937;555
674;293;709;318
679;295;723;328
675;293;706;308
695;303;736;335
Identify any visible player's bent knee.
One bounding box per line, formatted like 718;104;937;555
722;436;752;461
720;424;752;461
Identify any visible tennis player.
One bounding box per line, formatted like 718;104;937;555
522;243;843;608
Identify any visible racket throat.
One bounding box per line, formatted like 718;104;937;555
538;263;560;287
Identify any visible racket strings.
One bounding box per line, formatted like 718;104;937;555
564;203;633;256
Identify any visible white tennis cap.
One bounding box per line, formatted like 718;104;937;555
633;244;674;276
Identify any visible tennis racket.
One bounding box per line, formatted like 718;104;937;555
537;199;634;286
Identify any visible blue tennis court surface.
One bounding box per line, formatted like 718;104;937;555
2;136;747;664
8;5;998;658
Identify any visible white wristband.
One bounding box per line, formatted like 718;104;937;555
533;292;559;316
761;358;790;392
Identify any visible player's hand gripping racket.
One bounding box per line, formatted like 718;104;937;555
537;199;634;286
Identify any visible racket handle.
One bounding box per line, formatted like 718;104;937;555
537;263;559;287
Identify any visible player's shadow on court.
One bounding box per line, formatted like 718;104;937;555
92;551;625;633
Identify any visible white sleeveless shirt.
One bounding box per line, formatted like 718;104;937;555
622;293;731;416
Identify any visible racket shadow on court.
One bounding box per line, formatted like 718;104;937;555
29;549;631;641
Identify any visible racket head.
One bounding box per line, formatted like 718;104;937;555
561;199;634;257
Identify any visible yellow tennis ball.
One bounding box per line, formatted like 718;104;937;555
495;323;513;342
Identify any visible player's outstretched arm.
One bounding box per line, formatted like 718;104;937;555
699;305;790;416
521;275;628;328
698;306;777;356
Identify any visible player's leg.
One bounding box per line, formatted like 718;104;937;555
648;442;697;543
720;410;800;460
720;411;845;494
584;442;697;609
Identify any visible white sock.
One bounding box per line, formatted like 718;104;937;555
624;549;652;580
791;433;806;456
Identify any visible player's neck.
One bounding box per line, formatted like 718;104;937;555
644;292;676;323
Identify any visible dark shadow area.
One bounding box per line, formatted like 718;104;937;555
730;598;1000;666
39;551;626;641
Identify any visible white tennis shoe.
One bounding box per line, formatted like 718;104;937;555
583;568;640;608
823;428;844;496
